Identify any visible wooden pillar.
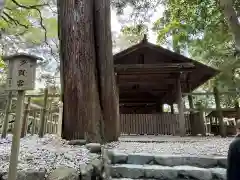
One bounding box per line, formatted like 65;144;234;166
209;116;213;133
39;88;48;138
177;76;185;136
156;102;163;113
213;86;226;137
31;111;36;135
171;104;174;114
21;97;31;138
196;102;206;136
57;102;63;137
187;83;195;135
1;91;13;138
235;100;240;124
188;95;194;110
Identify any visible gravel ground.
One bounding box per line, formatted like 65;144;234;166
107;136;234;156
0;134;98;174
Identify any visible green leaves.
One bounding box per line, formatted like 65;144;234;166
0;0;58;49
115;0;240;107
121;24;148;44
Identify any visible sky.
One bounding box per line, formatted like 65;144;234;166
111;7;163;44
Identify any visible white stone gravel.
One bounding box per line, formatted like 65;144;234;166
107;136;234;156
0;134;98;174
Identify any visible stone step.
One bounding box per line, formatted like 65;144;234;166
110;164;226;180
107;151;227;168
111;179;157;180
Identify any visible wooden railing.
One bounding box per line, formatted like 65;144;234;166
120;113;190;135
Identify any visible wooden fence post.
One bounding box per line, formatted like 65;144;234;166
31;111;36;135
213;86;226;137
57;102;63;137
196;102;206;136
38;88;48;138
235;100;240;124
47;101;52;133
170;104;174;114
1;91;13;138
7;90;25;180
21;97;31;138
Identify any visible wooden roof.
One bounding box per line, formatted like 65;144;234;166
2;53;43;62
206;108;237;118
114;37;219;105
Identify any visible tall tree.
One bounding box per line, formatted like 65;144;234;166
58;0;119;142
112;0;240;53
219;0;240;53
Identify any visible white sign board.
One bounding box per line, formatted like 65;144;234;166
6;58;36;91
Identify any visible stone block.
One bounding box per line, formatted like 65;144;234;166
86;143;101;154
79;164;94;180
110;164;144;179
144;165;178;179
210;168;226;180
68;139;86;146
127;153;153;165
216;156;227;168
47;167;79;180
154;154;218;168
112;152;128;164
174;166;212;180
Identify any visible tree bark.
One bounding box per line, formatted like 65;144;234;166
220;0;240;52
58;0;119;142
93;0;120;141
58;0;102;142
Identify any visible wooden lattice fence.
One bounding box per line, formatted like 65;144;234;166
120;113;190;135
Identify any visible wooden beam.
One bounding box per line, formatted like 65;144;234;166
118;77;187;84
183;91;239;96
120;103;156;106
120;91;157;96
0;94;60;98
117;73;172;82
25;94;60;98
115;63;195;72
185;108;228;112
119;88;170;93
120;98;157;103
118;80;180;86
115;63;194;69
117;71;185;75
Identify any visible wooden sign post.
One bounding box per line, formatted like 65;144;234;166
57;101;63;137
2;53;41;180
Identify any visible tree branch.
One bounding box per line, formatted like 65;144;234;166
11;0;47;9
2;11;28;29
220;0;240;53
11;0;55;55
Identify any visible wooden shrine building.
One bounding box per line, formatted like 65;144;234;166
206;108;237;136
114;35;219;136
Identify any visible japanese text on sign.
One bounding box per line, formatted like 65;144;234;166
6;58;36;91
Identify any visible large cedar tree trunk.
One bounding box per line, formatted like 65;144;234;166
58;0;119;142
94;0;120;141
